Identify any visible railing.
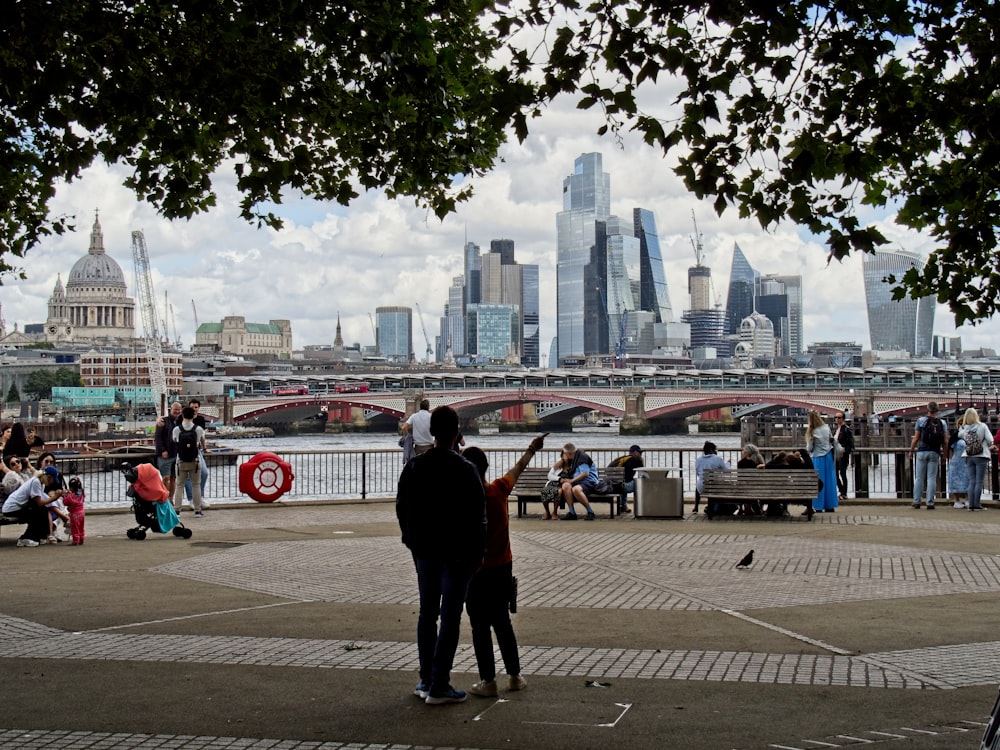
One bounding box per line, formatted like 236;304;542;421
65;447;1000;509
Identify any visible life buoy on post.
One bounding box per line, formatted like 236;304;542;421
239;452;295;503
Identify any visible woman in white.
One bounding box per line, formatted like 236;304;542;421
959;408;993;511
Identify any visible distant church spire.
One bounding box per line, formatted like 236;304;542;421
89;210;106;255
333;312;344;350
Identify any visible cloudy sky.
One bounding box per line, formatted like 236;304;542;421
1;93;995;362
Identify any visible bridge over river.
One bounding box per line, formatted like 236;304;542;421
216;387;984;435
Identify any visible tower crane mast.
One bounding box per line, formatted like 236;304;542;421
131;230;167;410
414;303;434;364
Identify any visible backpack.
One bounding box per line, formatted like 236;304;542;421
965;424;985;456
922;416;945;452
607;455;630;469
176;424;200;462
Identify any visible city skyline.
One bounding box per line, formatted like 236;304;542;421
0;93;995;359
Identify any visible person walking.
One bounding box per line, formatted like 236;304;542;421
461;433;546;699
959;407;993;511
807;410;839;512
909;401;945;509
396;405;486;705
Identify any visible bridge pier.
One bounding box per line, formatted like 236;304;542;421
498;403;542;433
620;387;650;435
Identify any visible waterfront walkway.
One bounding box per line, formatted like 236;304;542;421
2;499;999;749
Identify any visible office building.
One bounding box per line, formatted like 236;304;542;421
466;303;520;361
195;316;293;357
724;243;757;337
375;306;412;363
862;250;935;356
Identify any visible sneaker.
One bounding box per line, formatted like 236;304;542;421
413;681;430;699
953;501;967;508
585;511;596;521
194;511;205;518
469;679;498;697
561;512;578;521
926;504;935;509
912;503;921;509
425;687;467;705
16;538;39;547
508;675;527;691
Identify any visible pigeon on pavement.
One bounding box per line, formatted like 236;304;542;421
736;550;754;569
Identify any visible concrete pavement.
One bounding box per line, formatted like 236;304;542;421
2;498;999;749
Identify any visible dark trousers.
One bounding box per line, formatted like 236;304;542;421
414;557;476;694
466;561;520;681
836;453;850;497
12;503;49;542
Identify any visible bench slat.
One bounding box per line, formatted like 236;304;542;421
511;466;625;519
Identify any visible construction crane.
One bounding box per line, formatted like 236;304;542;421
191;299;199;330
414;303;433;364
170;303;181;349
131;230;167;410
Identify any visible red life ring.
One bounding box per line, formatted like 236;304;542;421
238;452;295;503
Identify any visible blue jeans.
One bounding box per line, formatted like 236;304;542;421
619;479;635;510
966;456;990;508
913;450;940;506
414;557;476;694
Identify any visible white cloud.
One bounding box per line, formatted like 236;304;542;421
2;94;995;357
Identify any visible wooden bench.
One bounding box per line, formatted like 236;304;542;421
511;466;625;519
701;469;819;520
0;513;27;538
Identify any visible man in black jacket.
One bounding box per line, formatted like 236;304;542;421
396;405;486;705
833;411;855;500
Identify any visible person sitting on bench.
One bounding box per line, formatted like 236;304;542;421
558;444;598;521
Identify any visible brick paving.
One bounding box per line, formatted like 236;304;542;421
4;503;1000;749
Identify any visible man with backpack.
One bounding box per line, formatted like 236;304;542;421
909;401;945;509
172;406;206;516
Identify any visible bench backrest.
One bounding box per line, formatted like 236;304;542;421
703;469;818;496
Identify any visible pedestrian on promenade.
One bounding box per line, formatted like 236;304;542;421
155;401;183;498
807;410;838;512
947;416;969;508
909;401;945;509
833;411;854;500
695;441;729;516
396;405;486;705
461;434;546;698
959;407;993;511
64;476;86;545
401;399;434;456
172;406;206;517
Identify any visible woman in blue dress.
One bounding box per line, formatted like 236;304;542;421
947;417;969;508
807;410;839;512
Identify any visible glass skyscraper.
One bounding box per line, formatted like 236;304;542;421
556;153;611;362
466;303;520;361
375;306;412;363
725;243;758;337
633;208;674;324
862;250;935;355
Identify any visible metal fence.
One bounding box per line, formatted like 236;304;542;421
65;446;999;509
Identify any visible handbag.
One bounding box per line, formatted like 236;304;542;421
834;441;845;460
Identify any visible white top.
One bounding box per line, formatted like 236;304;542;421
406;409;433;445
2;476;44;514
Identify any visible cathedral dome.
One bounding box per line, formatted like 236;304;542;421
66;215;127;289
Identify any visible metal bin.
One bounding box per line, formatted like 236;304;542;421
635;468;684;519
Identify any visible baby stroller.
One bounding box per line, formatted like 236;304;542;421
121;462;193;540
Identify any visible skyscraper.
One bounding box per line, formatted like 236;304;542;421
724;243;757;337
633;208;673;324
375;306;412;363
862;250;935;355
757;274;803;356
556;153;611;362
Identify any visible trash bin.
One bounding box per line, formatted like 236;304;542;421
635;468;684;519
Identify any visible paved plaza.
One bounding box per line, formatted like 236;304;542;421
2;500;999;749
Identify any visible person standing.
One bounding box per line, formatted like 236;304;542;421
807;410;838;512
401;399;434;455
959;407;993;511
396;405;486;705
172;406;206;516
155;401;183;498
461;433;546;698
909;401;945;509
617;445;644;515
184;399;210;506
64;476;86;545
947;416;970;508
833;411;855;501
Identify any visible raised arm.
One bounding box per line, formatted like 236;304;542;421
507;432;548;484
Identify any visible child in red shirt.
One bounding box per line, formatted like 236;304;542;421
64;476;86;545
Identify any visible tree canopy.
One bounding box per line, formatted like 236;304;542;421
2;0;998;322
